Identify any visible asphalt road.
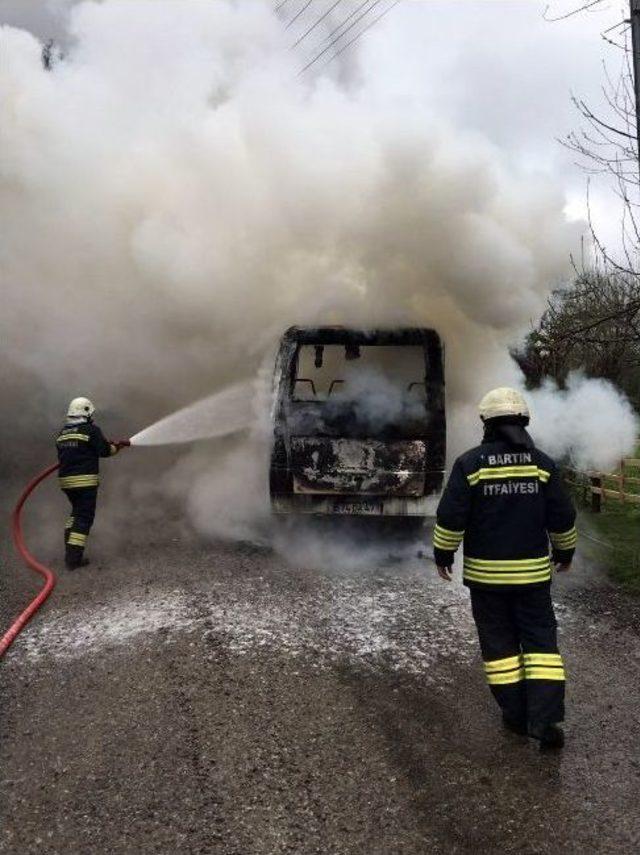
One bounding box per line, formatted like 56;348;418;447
2;497;640;854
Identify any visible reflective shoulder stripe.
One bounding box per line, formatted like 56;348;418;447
467;466;551;485
57;433;90;442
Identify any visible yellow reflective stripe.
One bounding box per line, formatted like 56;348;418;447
59;475;99;488
467;466;550;485
59;474;98;481
433;524;464;550
484;655;522;673
67;533;87;546
549;526;577;537
525;667;566;681
522;653;563;666
487;668;525;685
464;556;550;570
434;524;464;538
463;569;551;585
549;527;577;547
57;433;90;442
64;516;74;528
434;536;461;549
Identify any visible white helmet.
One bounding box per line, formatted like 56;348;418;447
67;397;95;419
478;387;530;421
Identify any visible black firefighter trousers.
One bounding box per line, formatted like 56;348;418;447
63;487;98;565
470;584;565;726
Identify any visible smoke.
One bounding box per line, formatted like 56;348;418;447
328;366;426;433
527;373;639;472
0;1;637;546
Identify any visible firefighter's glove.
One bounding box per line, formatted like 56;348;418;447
437;565;453;582
114;439;131;450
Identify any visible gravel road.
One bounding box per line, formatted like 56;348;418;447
2;495;640;854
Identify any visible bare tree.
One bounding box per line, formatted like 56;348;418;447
551;1;640;276
512;3;640;405
513;269;640;404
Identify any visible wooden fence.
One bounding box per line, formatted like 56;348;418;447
563;458;640;512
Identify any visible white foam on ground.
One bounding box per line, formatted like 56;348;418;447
16;574;476;677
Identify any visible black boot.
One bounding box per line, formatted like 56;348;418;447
66;558;90;570
528;721;565;749
65;544;90;570
502;713;528;736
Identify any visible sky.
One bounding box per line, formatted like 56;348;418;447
0;0;627;249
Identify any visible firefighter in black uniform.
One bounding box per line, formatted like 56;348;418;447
56;397;129;570
433;387;576;749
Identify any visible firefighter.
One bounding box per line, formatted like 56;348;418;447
433;387;576;749
56;397;129;570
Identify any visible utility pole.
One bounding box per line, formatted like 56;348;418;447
630;1;640;173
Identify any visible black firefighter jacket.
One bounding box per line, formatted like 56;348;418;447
56;421;117;489
433;440;577;589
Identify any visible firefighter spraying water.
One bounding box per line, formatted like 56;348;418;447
56;397;130;570
54;385;255;570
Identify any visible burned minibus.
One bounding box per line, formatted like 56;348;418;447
269;326;445;517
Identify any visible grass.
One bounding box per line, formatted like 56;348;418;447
579;504;640;593
563;446;640;592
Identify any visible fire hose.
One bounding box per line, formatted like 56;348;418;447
0;463;60;658
0;441;130;659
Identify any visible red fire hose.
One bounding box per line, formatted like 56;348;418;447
0;463;59;658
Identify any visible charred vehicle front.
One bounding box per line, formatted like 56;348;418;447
269;326;445;517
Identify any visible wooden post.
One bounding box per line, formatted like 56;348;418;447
620;459;626;504
591;475;602;513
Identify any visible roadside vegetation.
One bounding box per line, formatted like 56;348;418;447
565;459;640;593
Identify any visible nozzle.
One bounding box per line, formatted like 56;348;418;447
113;439;131;450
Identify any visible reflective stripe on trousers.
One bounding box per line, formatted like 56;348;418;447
470;585;565;725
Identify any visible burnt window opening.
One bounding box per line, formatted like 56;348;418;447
291;344;428;403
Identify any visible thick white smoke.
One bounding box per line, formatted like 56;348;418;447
0;1;636;541
527;374;639;472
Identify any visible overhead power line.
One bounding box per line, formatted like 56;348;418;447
286;0;315;30
291;0;343;49
321;0;374;47
318;0;401;70
299;0;386;75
